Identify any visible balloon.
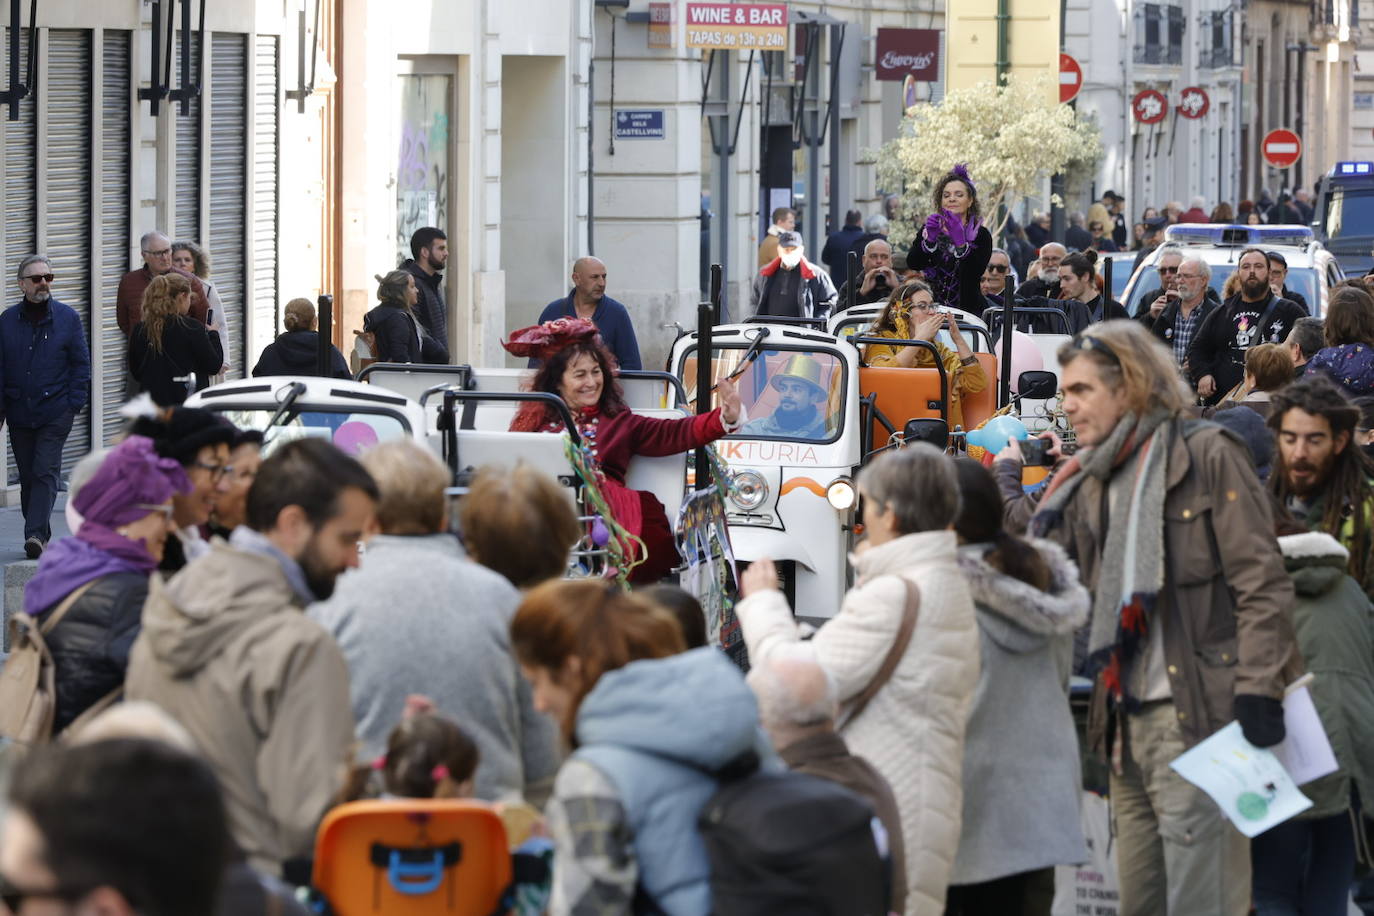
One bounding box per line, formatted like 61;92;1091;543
333;420;380;456
1009;331;1046;394
590;517;611;547
965;414;1030;453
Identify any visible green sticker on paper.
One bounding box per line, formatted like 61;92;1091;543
1236;791;1269;821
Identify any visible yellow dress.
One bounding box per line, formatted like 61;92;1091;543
862;327;988;432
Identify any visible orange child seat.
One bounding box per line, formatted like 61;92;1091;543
312;799;514;916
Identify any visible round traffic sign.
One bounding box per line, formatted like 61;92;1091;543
1262;128;1302;169
1131;89;1167;124
1059;53;1083;105
1178;86;1210;119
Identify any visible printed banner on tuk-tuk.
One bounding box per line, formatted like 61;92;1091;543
675;483;745;667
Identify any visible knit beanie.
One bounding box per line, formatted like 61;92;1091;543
128;406;238;467
1211;405;1274;480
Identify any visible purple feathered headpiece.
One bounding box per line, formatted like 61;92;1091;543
950;163;976;194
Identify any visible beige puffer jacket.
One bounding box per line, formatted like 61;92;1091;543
736;530;981;916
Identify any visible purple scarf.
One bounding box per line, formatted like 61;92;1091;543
24;524;156;617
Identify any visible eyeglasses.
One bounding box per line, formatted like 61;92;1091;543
904;300;939;314
1158;266;1179;275
135;502;175;519
20;273;53;283
1070;333;1121;364
144;248;172;257
986;264;1010;273
191;461;228;480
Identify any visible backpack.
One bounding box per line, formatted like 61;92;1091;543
0;581;108;747
698;757;890;916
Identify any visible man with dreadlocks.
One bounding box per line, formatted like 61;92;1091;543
1269;375;1374;599
1029;319;1300;916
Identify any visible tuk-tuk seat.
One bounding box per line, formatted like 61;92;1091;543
960;353;999;431
859;365;946;444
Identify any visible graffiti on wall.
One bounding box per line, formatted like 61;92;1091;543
396;75;451;265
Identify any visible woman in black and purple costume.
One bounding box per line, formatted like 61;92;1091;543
905;164;995;318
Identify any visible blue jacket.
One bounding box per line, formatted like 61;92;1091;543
0;297;90;427
573;648;764;915
536;292;642;370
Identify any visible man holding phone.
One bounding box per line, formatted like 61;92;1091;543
1134;246;1184;326
835;239;899;308
1142;254;1220;371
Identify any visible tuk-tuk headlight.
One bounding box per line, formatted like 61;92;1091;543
826;478;856;510
730;470;769;511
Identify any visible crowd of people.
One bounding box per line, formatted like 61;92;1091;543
2;174;1374;916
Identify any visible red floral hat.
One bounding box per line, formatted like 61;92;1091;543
501;317;602;361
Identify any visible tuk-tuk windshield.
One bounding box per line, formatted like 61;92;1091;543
218;408;410;456
682;347;846;443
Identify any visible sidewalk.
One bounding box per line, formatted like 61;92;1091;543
0;497;71;653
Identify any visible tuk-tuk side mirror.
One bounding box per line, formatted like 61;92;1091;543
903;418;949;450
1017;370;1058;401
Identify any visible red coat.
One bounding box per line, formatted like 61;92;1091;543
512;404;727;583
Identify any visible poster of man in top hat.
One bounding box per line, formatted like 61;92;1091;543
739;354;832;440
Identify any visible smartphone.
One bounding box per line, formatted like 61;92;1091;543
1018;437;1054;467
1164;290;1181;303
205;309;214;326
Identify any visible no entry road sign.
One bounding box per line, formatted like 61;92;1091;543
1262;129;1302;169
1059;53;1082;105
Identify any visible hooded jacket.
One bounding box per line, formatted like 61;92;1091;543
125;542;355;875
950;539;1091;885
750;256;839;320
363;303;449;365
737;530;980;916
548;648;763;915
251;330;352;380
1278;531;1374;819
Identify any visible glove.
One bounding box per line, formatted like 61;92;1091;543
1234;694;1285;748
942;210;969;247
923;212;943;242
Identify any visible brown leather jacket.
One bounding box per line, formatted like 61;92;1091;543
1043;420;1302;754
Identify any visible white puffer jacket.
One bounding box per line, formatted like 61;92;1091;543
736;530;980;916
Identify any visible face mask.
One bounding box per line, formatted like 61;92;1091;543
779;250;803;269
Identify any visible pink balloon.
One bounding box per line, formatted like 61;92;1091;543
333;420;380;455
1008;331;1046;394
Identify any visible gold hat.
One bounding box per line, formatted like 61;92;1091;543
769;354;827;400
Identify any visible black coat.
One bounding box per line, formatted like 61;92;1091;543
905;224;994;317
400;259;450;354
128;316;224;406
45;572;148;734
252;330;352;380
363;304;449;365
1142;296;1221;366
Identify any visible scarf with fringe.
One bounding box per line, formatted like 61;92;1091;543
1030;410;1173;710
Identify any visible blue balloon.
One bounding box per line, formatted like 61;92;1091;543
966;415;1030;453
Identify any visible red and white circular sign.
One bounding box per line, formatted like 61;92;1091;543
1131;89;1168;124
1059;53;1083;105
1178;86;1210;119
1262;128;1302;169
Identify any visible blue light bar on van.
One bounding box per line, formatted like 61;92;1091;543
1163;223;1314;247
1332;161;1374;176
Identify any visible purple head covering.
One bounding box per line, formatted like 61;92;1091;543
25;437;192;616
74;435;191;527
950;163;976;193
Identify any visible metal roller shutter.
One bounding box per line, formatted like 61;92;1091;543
100;31;131;443
174;29;200;240
45;29;93;474
4;27;34;485
251;35;279;363
208;32;246;378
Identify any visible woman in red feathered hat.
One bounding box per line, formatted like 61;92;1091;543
503;317;742;584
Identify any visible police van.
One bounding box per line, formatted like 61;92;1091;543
1311;160;1374;276
1121;223;1345;318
